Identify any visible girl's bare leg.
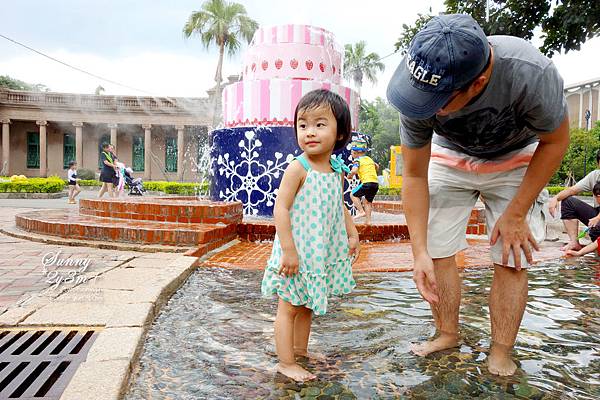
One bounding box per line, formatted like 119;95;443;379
293;306;323;359
73;184;81;200
274;298;316;382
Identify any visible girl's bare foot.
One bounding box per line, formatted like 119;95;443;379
410;334;459;356
276;362;316;382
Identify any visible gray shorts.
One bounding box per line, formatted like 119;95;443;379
428;143;547;268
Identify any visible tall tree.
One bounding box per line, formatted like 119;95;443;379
343;41;385;96
359;98;401;169
183;0;258;125
0;75;49;92
395;0;600;56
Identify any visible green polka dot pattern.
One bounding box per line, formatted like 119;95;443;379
261;156;356;315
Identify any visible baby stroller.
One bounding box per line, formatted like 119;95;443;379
124;168;145;196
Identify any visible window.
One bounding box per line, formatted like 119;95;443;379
98;134;110;169
165;137;177;172
63;133;75;169
132;135;144;171
27;132;40;168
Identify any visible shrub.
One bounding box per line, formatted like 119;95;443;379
142;181;209;194
163;182;208;195
0;177;64;193
77;168;96;180
78;180;101;186
377;187;402;196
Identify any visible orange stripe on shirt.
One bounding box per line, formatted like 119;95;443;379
431;152;534;173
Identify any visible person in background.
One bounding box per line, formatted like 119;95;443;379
548;151;600;251
98;143;116;198
347;140;379;225
67;161;81;204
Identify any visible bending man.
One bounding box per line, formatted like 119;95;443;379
386;14;569;376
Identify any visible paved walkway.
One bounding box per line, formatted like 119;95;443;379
0;207;141;311
203;237;566;272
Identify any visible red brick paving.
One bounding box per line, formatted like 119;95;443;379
203;239;565;272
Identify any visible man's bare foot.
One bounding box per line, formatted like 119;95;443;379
487;351;518;376
294;349;326;361
276;362;316;382
410;334;459;356
561;241;582;251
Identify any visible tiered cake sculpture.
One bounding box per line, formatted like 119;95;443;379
210;24;360;216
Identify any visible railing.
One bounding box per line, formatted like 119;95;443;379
0;88;210;115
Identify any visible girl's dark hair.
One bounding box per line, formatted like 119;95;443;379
68;161;76;167
594;182;600;196
293;89;352;151
101;142;110;150
596;149;600;164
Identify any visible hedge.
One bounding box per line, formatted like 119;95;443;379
376;187;402;196
0;177;65;193
546;186;592;196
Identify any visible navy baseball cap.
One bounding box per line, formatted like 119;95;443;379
387;14;490;119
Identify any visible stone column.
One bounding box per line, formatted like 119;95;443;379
597;86;600;122
142;124;152;180
176;125;185;181
36;120;48;177
73;122;83;167
589;87;594;129
1;119;10;175
579;90;584;129
109;123;118;153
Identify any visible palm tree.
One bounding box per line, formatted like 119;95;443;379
343;41;385;96
183;0;258;125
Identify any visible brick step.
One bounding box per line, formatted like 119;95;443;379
79;197;243;225
238;220;410;242
16;209;237;247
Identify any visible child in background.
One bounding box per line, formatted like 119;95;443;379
347;140;379;225
67;161;81;204
261;89;360;382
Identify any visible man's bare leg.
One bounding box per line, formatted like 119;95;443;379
561;219;582;251
488;264;528;376
411;255;461;356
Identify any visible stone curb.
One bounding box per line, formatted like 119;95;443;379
0;191;68;199
0;238;236;400
0;225;192;253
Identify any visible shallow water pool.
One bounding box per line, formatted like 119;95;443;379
125;257;599;399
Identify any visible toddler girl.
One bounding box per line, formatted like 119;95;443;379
261;89;360;382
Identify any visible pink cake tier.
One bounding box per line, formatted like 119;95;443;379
223;79;359;130
242;24;342;84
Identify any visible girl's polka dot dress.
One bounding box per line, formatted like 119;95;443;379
261;154;356;315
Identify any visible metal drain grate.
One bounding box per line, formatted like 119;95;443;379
0;328;99;399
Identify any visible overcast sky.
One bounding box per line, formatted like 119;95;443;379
1;0;598;101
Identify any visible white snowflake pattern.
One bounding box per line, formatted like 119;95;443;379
216;129;295;216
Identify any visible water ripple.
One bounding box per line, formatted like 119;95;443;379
126;260;600;400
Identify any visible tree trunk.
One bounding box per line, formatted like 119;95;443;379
212;42;225;127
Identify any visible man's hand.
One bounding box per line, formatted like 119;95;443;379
413;253;439;304
548;196;558;218
279;250;299;276
490;212;540;270
588;215;600;228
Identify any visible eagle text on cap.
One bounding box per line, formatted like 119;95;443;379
406;54;441;86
